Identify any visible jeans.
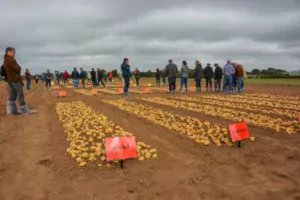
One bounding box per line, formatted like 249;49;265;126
223;74;233;94
156;78;160;86
232;75;237;93
214;78;221;92
162;76;166;85
9;82;26;106
135;78;140;86
26;79;31;90
35;79;38;84
205;78;212;91
46;79;51;89
237;77;243;93
98;78;106;87
168;77;176;92
123;76;130;94
195;79;201;89
180;77;188;91
63;78;68;85
73;79;79;88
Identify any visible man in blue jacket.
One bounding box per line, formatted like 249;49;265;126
71;67;80;89
121;58;131;96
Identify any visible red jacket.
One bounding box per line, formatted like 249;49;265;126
108;73;113;78
63;72;69;79
25;72;31;80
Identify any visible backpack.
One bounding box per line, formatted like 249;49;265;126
0;65;6;77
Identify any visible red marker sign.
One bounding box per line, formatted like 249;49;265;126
105;136;137;161
298;116;300;122
228;122;250;142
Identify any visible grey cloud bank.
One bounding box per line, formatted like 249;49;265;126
0;0;300;73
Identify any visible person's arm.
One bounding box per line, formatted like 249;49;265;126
8;58;22;73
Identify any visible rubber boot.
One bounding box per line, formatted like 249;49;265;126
19;105;37;115
8;101;19;115
6;101;11;115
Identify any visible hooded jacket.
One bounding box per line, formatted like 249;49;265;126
214;66;223;79
194;64;203;80
121;62;131;78
180;65;189;78
3;55;23;84
204;65;214;79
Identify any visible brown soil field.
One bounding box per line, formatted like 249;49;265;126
0;79;300;200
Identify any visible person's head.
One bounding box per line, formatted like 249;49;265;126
5;47;16;57
207;63;211;66
92;68;94;71
47;69;50;73
64;70;67;72
156;68;159;72
123;58;129;65
74;67;77;71
80;67;83;71
227;60;231;64
232;62;237;67
214;63;219;68
195;60;199;65
97;68;100;71
26;69;29;72
182;60;187;66
168;59;172;64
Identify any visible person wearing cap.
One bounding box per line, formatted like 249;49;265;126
133;68;140;87
223;60;235;94
3;47;36;115
204;63;214;92
71;67;80;89
214;63;223;93
165;59;178;95
194;60;203;94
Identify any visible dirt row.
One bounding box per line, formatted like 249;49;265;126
0;83;299;200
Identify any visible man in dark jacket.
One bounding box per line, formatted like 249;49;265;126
204;63;214;92
121;58;132;95
80;67;87;88
193;60;203;94
71;67;80;89
90;68;97;87
214;63;223;93
165;59;178;94
3;47;36;115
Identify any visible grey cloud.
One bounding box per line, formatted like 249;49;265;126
0;0;300;73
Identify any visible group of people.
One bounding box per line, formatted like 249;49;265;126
117;59;246;95
1;47;36;115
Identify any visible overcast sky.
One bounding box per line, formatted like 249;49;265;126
1;0;300;73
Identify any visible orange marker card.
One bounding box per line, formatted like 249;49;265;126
189;87;196;92
144;88;151;93
298;116;300;122
58;90;67;97
118;88;123;94
105;136;138;161
228;122;250;142
91;89;98;95
118;84;123;87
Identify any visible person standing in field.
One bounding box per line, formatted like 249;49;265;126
133;68;140;87
45;70;53;90
214;63;223;93
1;64;11;114
204;63;213;92
3;47;36;115
41;73;45;83
71;68;80;89
63;70;69;85
25;69;32;90
108;72;113;84
235;63;245;94
121;58;131;96
161;69;166;86
97;68;106;88
165;59;178;95
91;68;97;87
35;74;39;84
194;60;203;94
223;60;235;94
87;71;92;85
242;65;247;92
155;68;161;86
79;67;87;88
232;63;238;93
180;60;189;93
55;70;60;85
